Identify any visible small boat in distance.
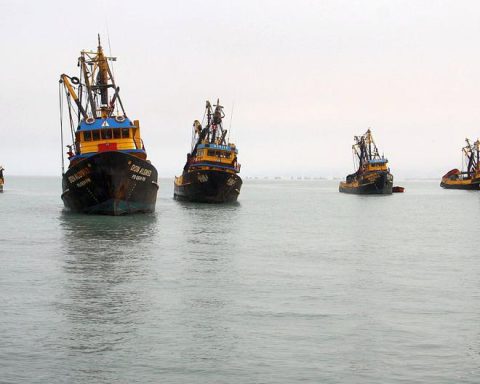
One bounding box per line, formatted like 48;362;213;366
0;166;4;192
59;36;158;215
174;100;242;203
441;139;480;190
339;129;393;194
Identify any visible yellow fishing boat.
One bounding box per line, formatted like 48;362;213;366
174;100;242;203
339;129;393;194
441;139;480;190
0;166;4;192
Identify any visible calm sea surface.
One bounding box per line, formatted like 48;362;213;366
1;177;480;383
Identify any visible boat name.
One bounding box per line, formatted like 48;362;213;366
76;178;91;188
364;173;378;181
68;167;90;183
198;174;208;183
130;164;152;177
131;174;146;182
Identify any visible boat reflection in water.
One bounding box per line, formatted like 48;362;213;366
57;212;157;355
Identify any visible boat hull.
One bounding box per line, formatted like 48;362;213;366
174;169;242;203
339;172;393;195
61;151;158;215
440;178;480;190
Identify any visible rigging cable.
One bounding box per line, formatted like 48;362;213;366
105;22;120;116
228;102;234;144
352;147;356;172
65;89;76;145
201;106;207;126
59;82;65;175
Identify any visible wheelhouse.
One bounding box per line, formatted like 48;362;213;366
69;117;146;163
190;143;240;172
365;158;388;172
194;143;237;162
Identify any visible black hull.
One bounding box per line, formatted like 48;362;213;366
62;151;158;215
339;172;393;195
174;169;242;203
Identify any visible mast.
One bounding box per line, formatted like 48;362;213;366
210;99;225;144
464;139;475;176
79;54;97;118
352;129;384;172
367;129;372;160
96;35;110;117
189;100;228;159
60;36;125;126
473;139;480;172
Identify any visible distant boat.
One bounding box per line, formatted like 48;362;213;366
441;139;480;190
59;36;158;215
174;100;242;203
339;129;393;194
0;165;4;192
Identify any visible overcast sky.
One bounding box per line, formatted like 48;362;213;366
1;0;480;178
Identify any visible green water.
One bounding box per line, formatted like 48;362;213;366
1;177;480;383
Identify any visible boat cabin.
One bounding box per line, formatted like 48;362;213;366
364;158;388;172
70;117;146;164
191;143;240;172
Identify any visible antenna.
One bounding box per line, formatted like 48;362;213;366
105;24;118;114
106;27;112;56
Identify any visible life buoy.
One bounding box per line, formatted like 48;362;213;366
85;117;95;124
71;77;80;85
115;115;126;123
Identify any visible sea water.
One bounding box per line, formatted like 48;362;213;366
1;177;480;383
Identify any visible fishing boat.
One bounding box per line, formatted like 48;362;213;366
441;139;480;190
339;129;393;194
0;166;4;192
59;36;158;215
174;100;242;203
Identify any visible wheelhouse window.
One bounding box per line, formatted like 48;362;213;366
101;129;112;139
121;128;130;138
113;129;121;139
83;131;92;141
92;130;100;141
